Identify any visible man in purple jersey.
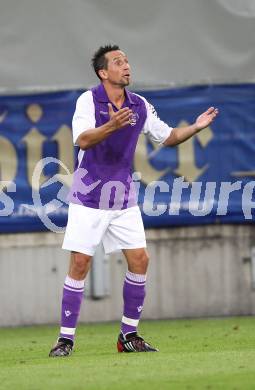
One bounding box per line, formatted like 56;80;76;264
49;45;218;356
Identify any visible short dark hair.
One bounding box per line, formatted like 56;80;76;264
91;44;120;79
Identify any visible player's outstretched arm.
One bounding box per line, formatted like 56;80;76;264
163;107;219;147
77;103;132;150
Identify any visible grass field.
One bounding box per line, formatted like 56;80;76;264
0;317;255;390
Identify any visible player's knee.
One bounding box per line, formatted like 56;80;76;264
140;251;149;269
130;250;149;273
71;252;92;273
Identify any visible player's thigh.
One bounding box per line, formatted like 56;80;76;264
103;206;146;254
63;203;111;256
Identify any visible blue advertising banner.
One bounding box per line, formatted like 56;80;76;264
0;84;255;233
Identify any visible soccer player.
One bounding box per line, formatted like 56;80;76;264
49;45;218;356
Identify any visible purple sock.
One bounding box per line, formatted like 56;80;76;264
59;275;85;343
121;271;146;337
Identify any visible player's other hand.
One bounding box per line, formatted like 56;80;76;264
108;103;133;130
195;107;219;131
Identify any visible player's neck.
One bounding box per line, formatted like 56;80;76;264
103;82;126;109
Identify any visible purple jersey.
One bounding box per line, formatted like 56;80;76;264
69;84;172;210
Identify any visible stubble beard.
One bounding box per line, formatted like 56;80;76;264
120;80;130;88
110;77;130;89
118;76;130;87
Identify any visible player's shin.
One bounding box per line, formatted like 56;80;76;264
120;271;146;337
59;275;85;344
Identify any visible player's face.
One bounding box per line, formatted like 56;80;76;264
103;50;131;87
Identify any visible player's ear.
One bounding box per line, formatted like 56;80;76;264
98;69;108;80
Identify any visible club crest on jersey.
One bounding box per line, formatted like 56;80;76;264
129;112;139;126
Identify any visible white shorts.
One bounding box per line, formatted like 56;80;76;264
62;203;146;256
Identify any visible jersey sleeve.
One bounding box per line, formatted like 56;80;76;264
72;90;96;145
140;96;173;144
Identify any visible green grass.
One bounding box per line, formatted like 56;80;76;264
0;317;255;389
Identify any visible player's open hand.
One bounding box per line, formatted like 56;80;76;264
195;107;219;131
108;103;133;130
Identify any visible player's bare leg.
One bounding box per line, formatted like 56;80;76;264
117;248;158;352
123;248;149;274
69;251;92;280
49;252;92;357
